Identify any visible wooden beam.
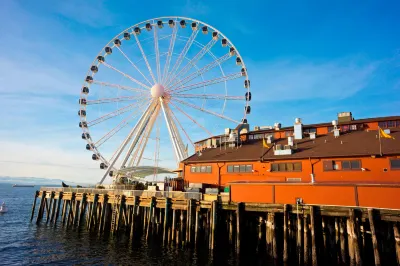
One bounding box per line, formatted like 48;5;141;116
368;208;381;266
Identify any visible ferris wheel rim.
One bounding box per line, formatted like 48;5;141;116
78;16;251;182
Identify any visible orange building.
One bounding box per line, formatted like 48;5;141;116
181;112;400;209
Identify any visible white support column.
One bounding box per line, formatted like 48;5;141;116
99;102;153;184
160;98;184;163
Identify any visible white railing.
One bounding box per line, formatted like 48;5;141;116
39;187;202;200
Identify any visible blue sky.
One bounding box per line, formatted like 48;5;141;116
0;0;399;183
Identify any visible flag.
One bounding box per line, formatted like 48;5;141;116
263;138;270;148
379;128;395;140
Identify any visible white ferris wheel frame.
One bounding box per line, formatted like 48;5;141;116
78;16;251;184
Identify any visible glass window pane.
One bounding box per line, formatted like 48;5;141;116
294;162;302;171
206;166;212;173
196;166;201;172
271;164;278;172
201;166;206;172
191;167;196;173
351;160;361;169
286;163;294;172
378;121;387;128
239;165;246;172
279;163;286;171
342;161;350;169
227;165;233;172
390;159;400;169
387;121;395;127
246;165;252;172
234;165;240;172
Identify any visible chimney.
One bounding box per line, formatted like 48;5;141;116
274;123;281;130
332;120;340;138
288;136;294;146
294;118;303;140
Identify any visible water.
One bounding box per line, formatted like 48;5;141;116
0;183;272;266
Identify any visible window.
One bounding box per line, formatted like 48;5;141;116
328;126;340;132
227;164;253;173
324;160;361;171
378;121;387;128
249;135;254;140
271;162;302;172
341;125;350;132
191;165;212;173
397;121;400;128
387;121;396;128
350;124;357;131
390;159;400;170
304;128;317;134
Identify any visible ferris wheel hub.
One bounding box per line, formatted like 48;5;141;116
150;83;165;98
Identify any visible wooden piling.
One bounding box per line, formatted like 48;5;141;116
98;195;107;232
304;214;309;265
146;197;155;240
130;196;139;240
36;191;46;224
163;198;171;244
349;209;361;265
310;206;318;266
50;198;57;223
53;192;62;224
368;208;381;266
283;204;289;263
195;209;200;245
236;203;243;254
347;219;355;265
46;192;55;224
78;193;87;228
172;209;176;243
297;212;303;265
30;191;39;222
271;212;278;260
210;200;217;250
73;200;80;226
393;222;400;265
62;199;68;225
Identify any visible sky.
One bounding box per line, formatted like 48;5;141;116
0;0;399;184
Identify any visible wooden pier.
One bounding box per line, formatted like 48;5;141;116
31;188;400;265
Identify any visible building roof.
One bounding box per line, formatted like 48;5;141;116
184;129;400;163
194;115;400;144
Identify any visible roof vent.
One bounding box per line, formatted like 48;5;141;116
274;123;281;130
254;126;260;131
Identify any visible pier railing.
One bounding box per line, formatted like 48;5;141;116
39;187;202;200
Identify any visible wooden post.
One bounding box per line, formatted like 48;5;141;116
172;209;176;243
393;222;400;265
36;191;46;223
53;192;62;224
195;209;200;245
304;214;309;265
229;211;233;245
180;209;185;246
130;196;139;240
271;212;278;260
62;199;68;225
347;219;355;265
187;200;192;244
210;200;217;250
46;192;54;223
266;212;271;256
297;212;303;265
310;206;318;266
30;191;39;222
146;197;155;240
339;218;348;265
368;208;381;266
98;195;107;233
349;209;361;265
163;198;171;244
73;200;80;226
78;193;87;228
283;204;289;263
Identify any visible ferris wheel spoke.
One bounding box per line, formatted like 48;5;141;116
101;62;151;90
133;33;157;84
167;53;232;92
154;25;161;83
87;98;151;127
94;103;148;147
172;93;245;101
86;95;149;105
165;38;217;88
171;98;241;124
168;100;213;137
99;101;154;184
168;105;195;150
115;46;153;87
170;72;242;94
167;105;187;158
163;28;199;86
92;81;148;94
161;21;178;84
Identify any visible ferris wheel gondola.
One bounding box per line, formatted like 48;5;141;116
78;16;251;184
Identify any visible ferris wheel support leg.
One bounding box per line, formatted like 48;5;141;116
160;99;184;163
99;102;153;185
120;102;158;168
166;105;187;159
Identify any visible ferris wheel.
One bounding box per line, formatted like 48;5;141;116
78;17;251;184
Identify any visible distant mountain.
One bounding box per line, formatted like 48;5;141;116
0;176;93;187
